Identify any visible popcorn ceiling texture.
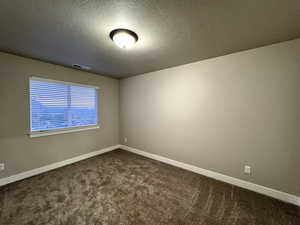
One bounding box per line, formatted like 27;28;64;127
1;1;300;77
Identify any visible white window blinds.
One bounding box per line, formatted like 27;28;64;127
29;77;98;133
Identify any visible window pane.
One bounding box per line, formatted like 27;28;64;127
69;86;98;127
30;79;98;132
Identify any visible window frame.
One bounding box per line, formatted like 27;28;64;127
29;76;100;138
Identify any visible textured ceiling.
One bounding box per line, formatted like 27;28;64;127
0;0;300;78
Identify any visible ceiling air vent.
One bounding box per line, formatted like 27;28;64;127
72;64;91;70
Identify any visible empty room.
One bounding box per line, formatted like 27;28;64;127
0;1;299;224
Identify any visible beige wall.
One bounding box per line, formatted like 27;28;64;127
120;39;300;196
1;39;299;196
0;52;120;178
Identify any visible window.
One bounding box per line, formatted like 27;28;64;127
29;77;99;137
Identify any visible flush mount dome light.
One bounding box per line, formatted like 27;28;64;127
110;29;138;49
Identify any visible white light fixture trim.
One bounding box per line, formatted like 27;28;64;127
110;29;138;49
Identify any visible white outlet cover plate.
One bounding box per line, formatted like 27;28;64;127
0;164;4;171
244;165;251;174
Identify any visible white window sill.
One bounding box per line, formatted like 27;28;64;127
29;125;99;138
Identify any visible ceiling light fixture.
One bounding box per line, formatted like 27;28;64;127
110;29;138;49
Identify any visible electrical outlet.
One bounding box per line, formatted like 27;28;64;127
244;165;251;175
0;163;4;171
124;137;127;143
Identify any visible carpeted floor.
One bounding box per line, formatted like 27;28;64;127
0;149;299;225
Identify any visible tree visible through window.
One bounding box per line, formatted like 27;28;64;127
30;77;98;133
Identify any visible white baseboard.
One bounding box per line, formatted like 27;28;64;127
0;144;121;187
1;144;299;207
120;145;300;207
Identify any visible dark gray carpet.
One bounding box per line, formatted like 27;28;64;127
0;149;299;225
